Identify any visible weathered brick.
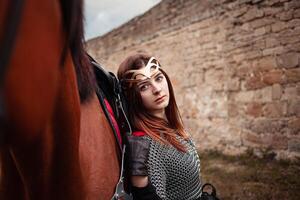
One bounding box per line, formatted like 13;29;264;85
262;46;285;56
288;18;300;28
271;21;288;32
254;86;273;102
266;37;281;48
264;134;288;150
235;64;250;78
253;56;278;72
288;118;300;134
254;26;271;36
204;69;225;90
234;91;255;102
250;18;273;28
287;99;300;117
242;130;263;147
226;77;240;91
276;52;300;68
243;7;264;22
263;102;286;117
276;11;293;21
242;131;288;150
262;70;284;85
228;102;240;117
284;1;300;10
272;84;282;100
253;39;266;49
245;75;265;89
294;8;300;18
245;102;263;117
288;139;300;153
248;119;285;134
263;6;283;16
279;35;300;45
285;68;300;83
285;41;300;52
282;86;300;100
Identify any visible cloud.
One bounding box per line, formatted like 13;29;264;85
84;0;161;40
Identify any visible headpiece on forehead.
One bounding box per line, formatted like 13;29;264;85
122;57;161;85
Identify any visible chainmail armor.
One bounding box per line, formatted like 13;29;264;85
143;135;201;200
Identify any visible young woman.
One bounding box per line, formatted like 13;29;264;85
118;53;202;200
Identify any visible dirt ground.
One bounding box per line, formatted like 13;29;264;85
199;150;300;200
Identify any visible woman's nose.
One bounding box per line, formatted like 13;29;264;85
152;82;162;94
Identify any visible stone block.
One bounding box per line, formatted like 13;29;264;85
245;50;262;59
254;86;273;102
277;52;300;68
285;68;300;83
288;18;300;28
288;118;300;134
282;86;299;100
253;38;266;49
285;1;300;10
279;35;300;45
242;130;263;147
271;21;288;32
234;90;255;102
262;70;284;85
244;75;266;90
288;139;300;153
228;102;240;117
294;8;300;18
287;99;300;117
248;118;285;134
263;6;283;16
253;56;278;72
204;69;225;91
285;41;300;52
276;11;293;21
263;102;286;118
250;18;273;28
262;46;285;56
272;84;282;100
266;37;281;48
264;134;288;150
254;26;271;36
235;64;250;78
243;7;264;22
245;102;263;117
226;77;240;91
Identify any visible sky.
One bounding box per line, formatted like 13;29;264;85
84;0;161;40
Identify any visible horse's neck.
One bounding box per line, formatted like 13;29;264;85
79;93;120;199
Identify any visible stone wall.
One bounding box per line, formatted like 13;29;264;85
87;0;300;159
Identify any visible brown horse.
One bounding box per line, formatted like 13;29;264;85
0;0;121;199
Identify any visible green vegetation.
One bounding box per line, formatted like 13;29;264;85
199;150;300;200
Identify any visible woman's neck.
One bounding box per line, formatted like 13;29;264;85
151;109;167;120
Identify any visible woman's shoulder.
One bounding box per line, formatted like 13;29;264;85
127;131;151;150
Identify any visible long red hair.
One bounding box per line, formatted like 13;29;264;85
118;53;188;152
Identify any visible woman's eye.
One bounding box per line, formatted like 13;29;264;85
139;84;149;91
156;76;164;82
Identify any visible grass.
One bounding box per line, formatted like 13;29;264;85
199;150;300;200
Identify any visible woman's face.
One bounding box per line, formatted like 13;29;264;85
136;71;170;117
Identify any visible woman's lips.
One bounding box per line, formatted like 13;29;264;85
155;95;166;103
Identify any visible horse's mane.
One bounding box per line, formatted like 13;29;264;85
60;0;96;103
